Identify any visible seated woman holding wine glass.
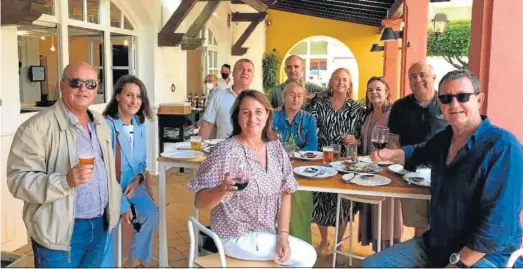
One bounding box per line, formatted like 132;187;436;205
273;82;318;245
186;90;317;267
357;77;403;252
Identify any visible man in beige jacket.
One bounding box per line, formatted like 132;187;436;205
7;62;129;268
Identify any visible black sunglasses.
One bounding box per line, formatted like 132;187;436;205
438;93;478;105
64;78;98;90
130;203;142;232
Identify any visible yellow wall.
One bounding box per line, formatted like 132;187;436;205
266;10;384;99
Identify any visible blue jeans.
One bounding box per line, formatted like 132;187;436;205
32;216;107;268
361;237;498;268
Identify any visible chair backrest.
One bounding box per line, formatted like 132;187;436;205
187;216;227;268
507;248;523;267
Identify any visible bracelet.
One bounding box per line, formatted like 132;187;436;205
278;231;289;235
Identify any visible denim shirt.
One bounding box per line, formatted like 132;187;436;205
273;109;318;151
403;117;523;267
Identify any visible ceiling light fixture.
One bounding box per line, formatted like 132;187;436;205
50;36;56;52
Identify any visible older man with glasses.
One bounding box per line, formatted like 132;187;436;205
7;62;128;268
362;70;523;268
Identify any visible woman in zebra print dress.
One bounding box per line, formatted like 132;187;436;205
308;68;366;255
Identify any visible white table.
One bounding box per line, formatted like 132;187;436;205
156;156;431;268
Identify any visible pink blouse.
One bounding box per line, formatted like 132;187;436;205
186;138;298;239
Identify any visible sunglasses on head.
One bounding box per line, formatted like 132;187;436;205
438;93;478;105
64;78;98;90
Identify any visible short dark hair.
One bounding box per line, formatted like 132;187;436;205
103;75;154;124
230;90;278;142
439;70;480;93
222;64;231;70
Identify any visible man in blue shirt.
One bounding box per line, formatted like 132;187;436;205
362;70;523;267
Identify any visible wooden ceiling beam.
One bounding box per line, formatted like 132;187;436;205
231;12;267;55
158;0;198;46
387;0;404;19
238;0;267;12
269;6;381;26
1;0;47;26
231;12;267;22
186;0;221;38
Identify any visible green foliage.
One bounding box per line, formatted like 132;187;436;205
427;20;471;69
263;49;280;94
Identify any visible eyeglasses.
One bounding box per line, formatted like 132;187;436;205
130;203;142;232
64;78;98;90
438;93;478;105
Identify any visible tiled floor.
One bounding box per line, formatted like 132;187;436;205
14;168;414;267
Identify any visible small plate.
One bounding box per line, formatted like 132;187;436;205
204;139;225;145
293;165;337;179
358;156;394;166
403;172;431;187
388;164;409;175
342;173;391;186
203;146;213;154
295;151;323;161
160;150;204;159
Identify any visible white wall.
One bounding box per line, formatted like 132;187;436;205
427;56;464;90
1;26;29;251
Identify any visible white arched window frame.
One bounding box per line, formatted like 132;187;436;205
200;28;219;78
31;0;137;105
284;36;359;96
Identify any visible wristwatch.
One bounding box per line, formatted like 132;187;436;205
449;253;469;268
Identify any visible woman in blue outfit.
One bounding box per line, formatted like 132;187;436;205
273;82;318;244
102;75;158;267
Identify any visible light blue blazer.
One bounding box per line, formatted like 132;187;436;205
105;115;147;214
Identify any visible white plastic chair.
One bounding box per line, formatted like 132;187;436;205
188;216;228;268
187;217;280;268
506;248;523;267
332;194;386;267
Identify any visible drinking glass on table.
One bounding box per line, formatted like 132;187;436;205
230;156;249;191
284;143;296;162
332;144;341;161
322;146;334;164
190;135;202;150
372;126;389;151
345;144;358;162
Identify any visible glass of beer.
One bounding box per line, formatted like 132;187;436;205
79;155;95;165
190;135;202;150
323;146;334;164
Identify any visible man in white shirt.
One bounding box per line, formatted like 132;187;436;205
199;59;254;139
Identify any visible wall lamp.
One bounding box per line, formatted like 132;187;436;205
380;27;403;41
431;13;449;40
370;43;384;52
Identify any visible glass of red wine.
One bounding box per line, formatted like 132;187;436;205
230;157;249;191
372;126;389;151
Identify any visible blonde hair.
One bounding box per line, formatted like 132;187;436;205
329;67;353;100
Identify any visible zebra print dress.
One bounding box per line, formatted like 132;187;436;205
308;98;366;227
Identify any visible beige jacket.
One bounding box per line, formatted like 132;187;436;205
7;99;121;251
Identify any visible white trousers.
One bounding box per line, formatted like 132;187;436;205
222;231;317;267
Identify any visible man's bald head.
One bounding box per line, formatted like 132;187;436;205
61;62;97;81
408;61;436;99
284;55;304;82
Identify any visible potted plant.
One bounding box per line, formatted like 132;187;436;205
262;49;280;95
